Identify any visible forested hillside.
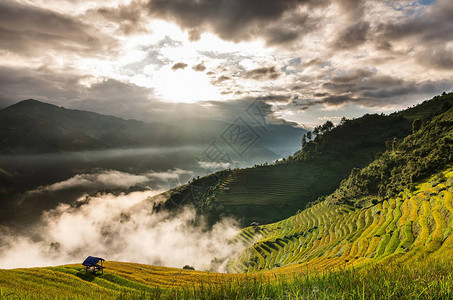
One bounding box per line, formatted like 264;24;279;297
159;93;453;226
227;102;453;274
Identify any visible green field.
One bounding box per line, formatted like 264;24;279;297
162;152;387;227
228;167;453;275
3;258;453;299
2;168;453;299
2;94;453;298
161;93;453;227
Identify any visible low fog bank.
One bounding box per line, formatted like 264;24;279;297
0;169;196;228
29;168;194;193
0;190;244;272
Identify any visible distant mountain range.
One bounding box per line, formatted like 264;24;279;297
0;99;202;154
0;99;306;226
157;93;453;226
0;99;305;156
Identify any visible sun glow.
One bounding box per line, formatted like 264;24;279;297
152;67;223;103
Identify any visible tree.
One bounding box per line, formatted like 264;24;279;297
301;134;307;148
306;131;312;140
321;120;334;133
412;118;422;133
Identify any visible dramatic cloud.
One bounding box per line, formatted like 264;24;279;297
0;0;116;56
320;73;451;107
0;191;244;270
89;2;149;35
0;66;156;119
192;62;206;72
416;45;453;70
375;0;453;44
0;0;451;128
148;0;313;43
332;21;370;50
171;62;188;71
243;67;282;80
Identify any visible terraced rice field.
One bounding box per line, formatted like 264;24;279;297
227;167;453;275
0;262;242;299
211;159;363;225
2;167;453;299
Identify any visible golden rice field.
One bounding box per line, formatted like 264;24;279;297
228;167;453;276
1;167;453;299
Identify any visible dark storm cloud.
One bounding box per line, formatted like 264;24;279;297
0;0;115;56
331;21;370;49
92;2;149;35
314;92;329;98
320;71;452;107
0;66;286;127
0;66;81;108
0;66;154;119
264;27;300;45
243;66;282;80
376;0;453;44
212;75;231;85
360;80;449;100
263;12;317;46
255;94;292;103
416;46;453;70
338;0;366;20
322;94;356;105
373;0;453;59
289;97;322;110
331;69;374;83
192;62;206;72
148;0;321;44
171;62;188;71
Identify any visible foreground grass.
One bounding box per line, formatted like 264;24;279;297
1;258;453;299
153;259;453;300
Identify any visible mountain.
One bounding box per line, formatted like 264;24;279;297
2;93;453;298
156;93;453;226
176;117;306;158
227;99;453;274
0;99;306;156
0;99;200;154
0;99;306;226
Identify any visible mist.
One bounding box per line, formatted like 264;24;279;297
0;190;244;272
28;168;194;193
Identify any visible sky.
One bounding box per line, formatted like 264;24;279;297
0;0;452;127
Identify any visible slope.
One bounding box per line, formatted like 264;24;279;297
2;95;453;299
227;103;453;274
0;261;240;299
0;99;305;227
0;99;198;154
159;93;453;226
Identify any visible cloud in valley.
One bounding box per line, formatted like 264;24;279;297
0;191;244;271
28;169;194;194
198;161;231;171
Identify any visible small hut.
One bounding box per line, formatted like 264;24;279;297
82;256;105;275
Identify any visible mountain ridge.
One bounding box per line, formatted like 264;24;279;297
156;93;453;226
0;99;197;154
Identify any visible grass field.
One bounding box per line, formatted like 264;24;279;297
2;256;453;299
2;167;453;299
173;155;375;226
227;167;453;275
